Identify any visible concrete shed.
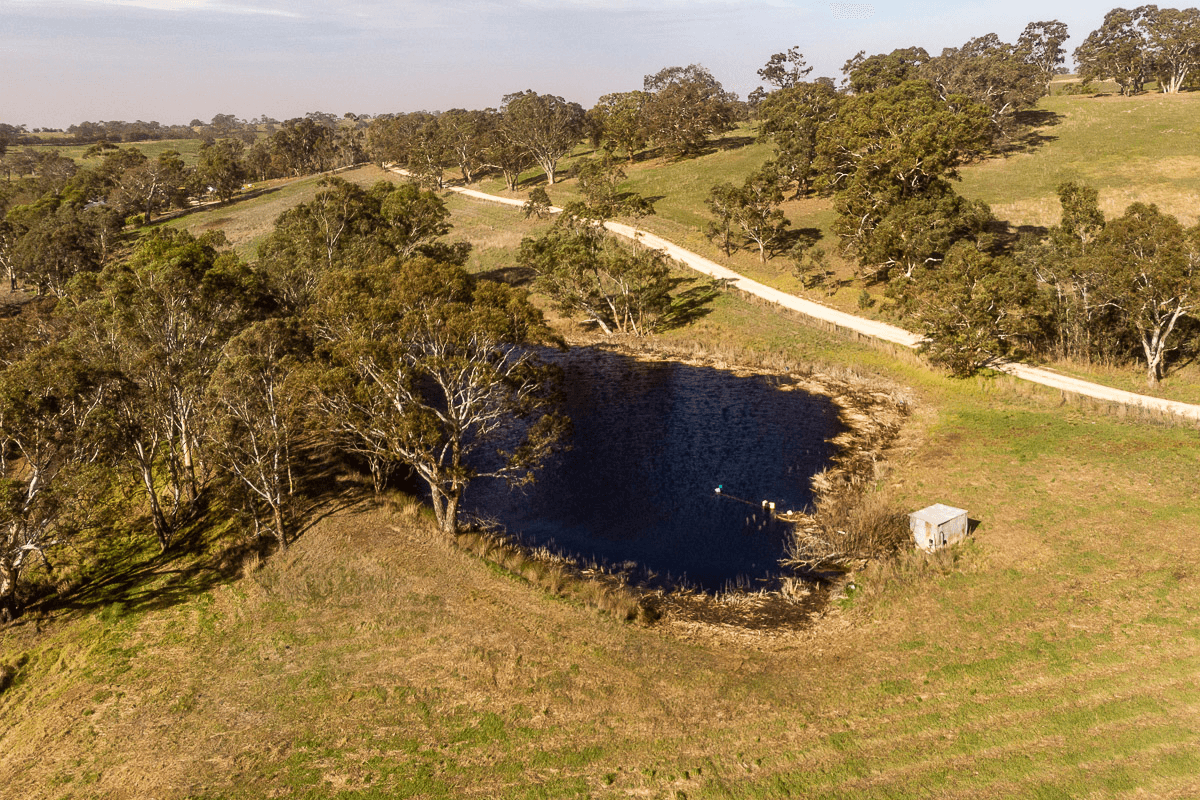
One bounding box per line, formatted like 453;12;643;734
910;504;968;552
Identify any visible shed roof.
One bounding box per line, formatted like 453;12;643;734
910;504;968;526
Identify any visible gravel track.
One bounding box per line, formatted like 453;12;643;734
395;169;1200;423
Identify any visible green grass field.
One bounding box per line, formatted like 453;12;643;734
26;138;206;166
3;94;1200;799
958;91;1200;228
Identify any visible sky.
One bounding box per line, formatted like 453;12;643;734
2;0;1115;129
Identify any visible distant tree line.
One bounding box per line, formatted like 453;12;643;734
0;111;376;146
362;64;743;190
0;177;567;622
0;117;378;294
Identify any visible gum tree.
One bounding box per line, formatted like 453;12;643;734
0;343;114;621
499;91;585;185
312;257;568;533
1092;203;1200;385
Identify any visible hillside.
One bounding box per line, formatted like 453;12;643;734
475;92;1200;404
958;91;1200;228
3;94;1200;798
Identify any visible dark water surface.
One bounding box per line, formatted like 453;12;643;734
464;348;845;590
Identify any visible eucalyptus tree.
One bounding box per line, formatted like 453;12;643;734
1143;6;1200;94
518;214;673;336
405;115;454;189
483;121;535;191
705;183;741;257
813;80;992;270
642;64;737;158
757;46;814;91
573;155;655;220
1018;20;1070;94
0;124;20;159
706;164;791;263
901;241;1044;376
207;318;311;551
756;79;840;197
113;149;189;222
311;257;568;533
65;229;263;550
0;218;17;290
587;91;650;163
499;91;585;185
257;177;378;313
376;180;452;258
6;200;120;296
271;117;337;176
1022;181;1117;361
860;184;993;282
921;34;1042;136
197;138;247;202
841;47;930;94
1075;8;1151;96
0;341;115;621
1091;203;1200;385
439;108;496;183
257;178;453;316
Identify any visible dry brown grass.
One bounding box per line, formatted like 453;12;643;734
162;164;403;258
789;487;911;572
452;525;654;624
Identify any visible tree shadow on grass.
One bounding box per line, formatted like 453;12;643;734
782;226;824;251
1000;109;1064;155
19;446;374;626
638;132;756;163
477;265;537;288
657;276;721;331
715;134;757;151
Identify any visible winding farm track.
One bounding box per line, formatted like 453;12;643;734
400;170;1200;423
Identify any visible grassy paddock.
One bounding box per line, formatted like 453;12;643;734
4;129;1200;798
958;91;1200;228
2;275;1198;797
26;138;206;166
161;164;402;259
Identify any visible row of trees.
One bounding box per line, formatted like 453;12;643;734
364;64;741;190
712;25;1199;384
0;177;568;621
1076;6;1200;95
1;112;373;146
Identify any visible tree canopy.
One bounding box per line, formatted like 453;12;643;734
499;91;585;185
311;257;568;533
643;64;738;158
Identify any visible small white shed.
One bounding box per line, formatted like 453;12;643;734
910;504;968;552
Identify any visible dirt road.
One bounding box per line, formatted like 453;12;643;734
393;168;1200;423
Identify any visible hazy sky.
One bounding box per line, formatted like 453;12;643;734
4;0;1112;128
